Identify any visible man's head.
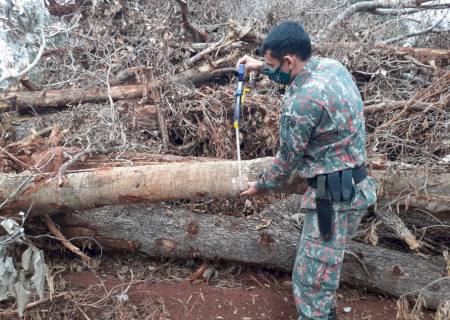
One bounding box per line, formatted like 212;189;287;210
261;21;311;84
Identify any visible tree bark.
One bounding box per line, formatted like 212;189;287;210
1;158;449;216
54;201;450;310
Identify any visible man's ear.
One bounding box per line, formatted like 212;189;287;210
283;55;295;68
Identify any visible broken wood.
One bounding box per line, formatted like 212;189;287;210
76;153;219;169
375;207;422;251
1;158;450;216
55;201;450;309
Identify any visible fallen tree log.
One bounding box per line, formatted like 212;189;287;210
1;158;449;216
0;158;273;216
0;67;235;113
227;22;450;63
54;201;450;309
0;81;163;113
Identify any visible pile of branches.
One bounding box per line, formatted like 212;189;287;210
0;1;448;169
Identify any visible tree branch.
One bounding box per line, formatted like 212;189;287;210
382;18;445;44
372;8;420;15
324;0;450;38
174;0;208;42
0;29;46;87
43;214;92;263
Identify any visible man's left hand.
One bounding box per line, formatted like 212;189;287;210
240;181;260;197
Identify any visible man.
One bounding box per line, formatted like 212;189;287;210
238;21;377;320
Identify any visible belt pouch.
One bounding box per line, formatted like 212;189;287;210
341;168;354;201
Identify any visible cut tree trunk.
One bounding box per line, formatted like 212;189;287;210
54;200;450;310
1;158;449;216
0;158;275;216
0;81;162;113
0;67;235;113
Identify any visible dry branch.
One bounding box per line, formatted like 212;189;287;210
151;90;169;153
45;0;83;17
324;0;450;38
43;214;92;263
381;18;445;44
375;72;450;131
0;30;46;86
174;0;209;42
185;24;253;66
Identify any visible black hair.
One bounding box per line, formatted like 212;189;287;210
262;21;311;61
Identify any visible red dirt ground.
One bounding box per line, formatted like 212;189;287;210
61;271;433;320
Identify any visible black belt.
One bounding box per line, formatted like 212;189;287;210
307;165;367;189
306;165;367;242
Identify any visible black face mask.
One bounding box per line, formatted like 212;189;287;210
262;60;292;84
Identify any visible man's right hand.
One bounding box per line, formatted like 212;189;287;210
236;55;263;73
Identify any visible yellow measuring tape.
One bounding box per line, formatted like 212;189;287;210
234;87;251;129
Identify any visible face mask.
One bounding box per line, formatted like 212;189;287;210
262;61;292;85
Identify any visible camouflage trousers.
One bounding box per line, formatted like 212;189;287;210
292;208;366;319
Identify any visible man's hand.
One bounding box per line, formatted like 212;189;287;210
236;55;263;73
240;181;260;197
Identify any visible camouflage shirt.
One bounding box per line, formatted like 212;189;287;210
256;56;377;210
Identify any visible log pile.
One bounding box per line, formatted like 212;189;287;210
0;0;449;315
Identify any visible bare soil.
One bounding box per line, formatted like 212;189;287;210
60;269;433;320
0;251;437;319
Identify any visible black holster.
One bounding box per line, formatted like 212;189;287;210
315;175;334;241
308;166;367;241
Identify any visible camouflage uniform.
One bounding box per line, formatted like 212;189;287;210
255;56;377;319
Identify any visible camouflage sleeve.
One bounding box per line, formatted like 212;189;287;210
256;97;324;190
